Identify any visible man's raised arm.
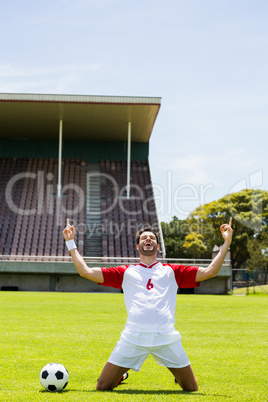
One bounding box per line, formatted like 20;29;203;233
62;219;104;283
195;218;233;282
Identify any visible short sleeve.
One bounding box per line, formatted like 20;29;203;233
98;266;128;289
168;264;200;288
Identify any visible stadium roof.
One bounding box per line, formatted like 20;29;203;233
0;93;161;142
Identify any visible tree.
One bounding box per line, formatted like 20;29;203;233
161;217;192;258
161;190;268;266
186;189;268;268
247;232;268;284
183;232;207;258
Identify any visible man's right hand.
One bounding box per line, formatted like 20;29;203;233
62;219;104;283
62;218;75;241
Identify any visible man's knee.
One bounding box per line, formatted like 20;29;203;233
96;379;113;391
182;382;198;392
181;375;198;392
170;366;198;392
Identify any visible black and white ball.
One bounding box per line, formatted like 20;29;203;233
40;363;69;392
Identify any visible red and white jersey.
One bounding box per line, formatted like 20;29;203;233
99;261;200;333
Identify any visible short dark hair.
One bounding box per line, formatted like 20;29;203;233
136;226;159;245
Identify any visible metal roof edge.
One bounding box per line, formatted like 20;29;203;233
0;92;162;105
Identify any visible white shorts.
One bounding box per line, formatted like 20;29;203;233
108;333;190;372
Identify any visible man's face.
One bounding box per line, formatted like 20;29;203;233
136;231;159;256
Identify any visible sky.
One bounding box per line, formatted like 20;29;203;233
1;0;268;222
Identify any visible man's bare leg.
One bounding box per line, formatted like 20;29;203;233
96;362;129;391
168;365;198;392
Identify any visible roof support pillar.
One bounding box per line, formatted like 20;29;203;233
57;119;63;198
126;121;131;199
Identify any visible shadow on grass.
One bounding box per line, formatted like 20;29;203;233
112;389;232;398
112;389;206;396
43;388;229;398
39;389;70;394
39;386;231;398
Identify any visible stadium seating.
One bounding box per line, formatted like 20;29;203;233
0;158;160;259
0;157;85;260
100;160;160;258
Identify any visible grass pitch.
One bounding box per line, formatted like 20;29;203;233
233;283;268;295
0;292;267;401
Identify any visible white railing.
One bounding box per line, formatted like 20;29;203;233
0;254;230;265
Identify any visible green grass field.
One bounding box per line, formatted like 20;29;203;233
0;292;267;401
232;283;268;295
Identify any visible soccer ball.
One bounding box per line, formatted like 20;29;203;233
40;363;69;392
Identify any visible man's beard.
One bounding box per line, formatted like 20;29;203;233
138;243;158;256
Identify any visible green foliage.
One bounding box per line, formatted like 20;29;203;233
186;189;268;268
162;190;268;267
247;232;268;283
0;292;267;401
161;217;192;259
183;232;207;258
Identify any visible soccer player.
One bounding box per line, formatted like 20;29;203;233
63;218;232;392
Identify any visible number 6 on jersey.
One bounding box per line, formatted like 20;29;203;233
146;279;154;290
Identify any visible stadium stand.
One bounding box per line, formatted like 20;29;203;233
0;157;161;260
0;93;165;290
